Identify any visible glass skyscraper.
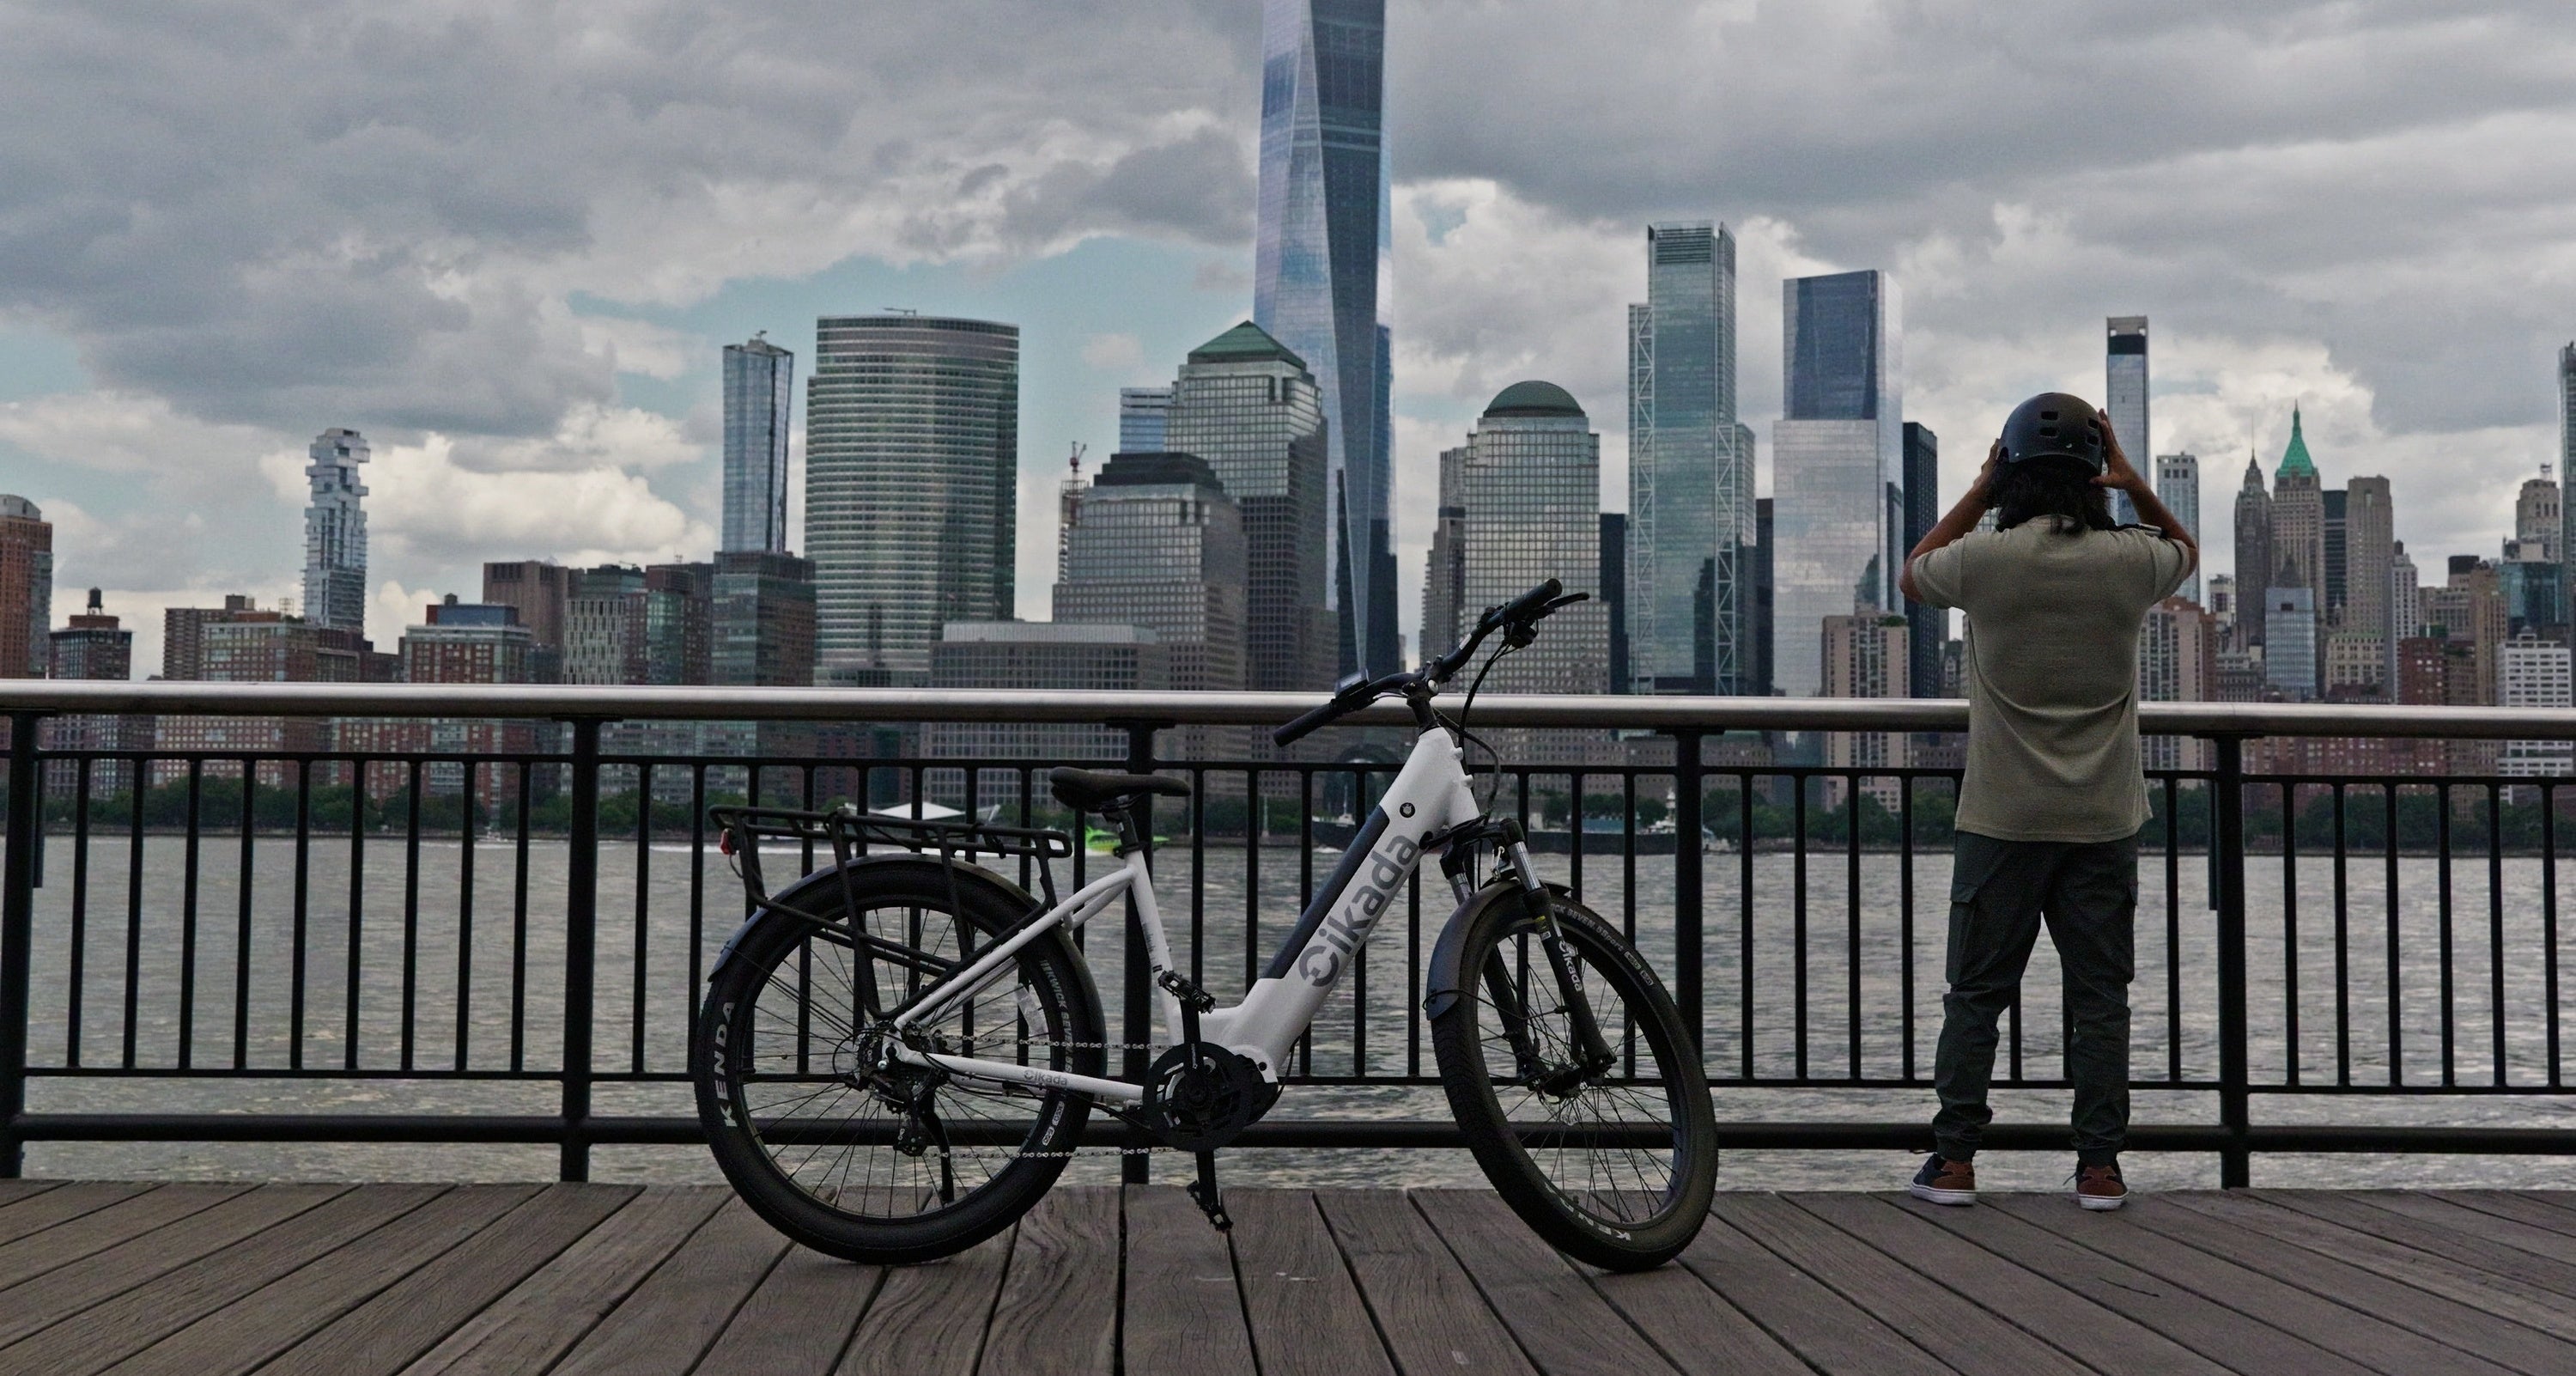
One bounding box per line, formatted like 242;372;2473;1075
1054;451;1248;696
1118;387;1173;452
1252;0;1396;677
1771;271;1901;697
722;335;793;554
1163;321;1333;691
2558;343;2576;620
301;428;369;636
2155;452;2202;605
2105;317;2148;526
1418;383;1610;763
1901;422;1943;697
805;314;1018;684
1625;222;1745;694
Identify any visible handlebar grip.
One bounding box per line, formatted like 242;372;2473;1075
1480;578;1563;633
1272;697;1348;748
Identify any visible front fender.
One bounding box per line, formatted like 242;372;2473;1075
1422;880;1577;1021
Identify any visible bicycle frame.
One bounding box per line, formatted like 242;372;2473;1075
885;727;1485;1103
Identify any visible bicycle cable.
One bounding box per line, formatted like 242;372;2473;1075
1453;638;1517;814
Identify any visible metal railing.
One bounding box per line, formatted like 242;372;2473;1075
5;682;2576;1186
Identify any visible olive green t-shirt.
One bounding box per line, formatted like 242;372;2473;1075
1910;519;2192;843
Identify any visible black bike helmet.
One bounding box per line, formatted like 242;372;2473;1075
1997;392;2107;474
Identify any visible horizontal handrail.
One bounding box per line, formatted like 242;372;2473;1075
7;681;2576;739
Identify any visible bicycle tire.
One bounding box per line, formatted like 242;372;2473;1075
1430;887;1717;1270
694;857;1103;1264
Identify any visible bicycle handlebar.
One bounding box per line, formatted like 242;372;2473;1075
1271;579;1589;747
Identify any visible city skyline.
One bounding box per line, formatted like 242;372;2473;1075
5;7;2572;683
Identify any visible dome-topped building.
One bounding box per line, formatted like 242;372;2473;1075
1483;381;1587;420
1421;381;1611;753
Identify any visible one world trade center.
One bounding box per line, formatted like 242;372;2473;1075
1254;0;1398;677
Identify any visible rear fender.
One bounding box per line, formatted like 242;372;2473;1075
1422;880;1577;1021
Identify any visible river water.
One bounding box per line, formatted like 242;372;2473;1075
12;830;2576;1192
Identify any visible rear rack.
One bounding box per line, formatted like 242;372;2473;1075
708;804;1077;938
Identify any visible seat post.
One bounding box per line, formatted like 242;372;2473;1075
1102;801;1145;855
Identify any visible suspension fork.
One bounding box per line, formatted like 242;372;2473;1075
1500;823;1617;1075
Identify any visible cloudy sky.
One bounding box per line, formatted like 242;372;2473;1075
4;0;2573;675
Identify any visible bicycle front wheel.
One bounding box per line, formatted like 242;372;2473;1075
694;858;1103;1264
1430;888;1716;1270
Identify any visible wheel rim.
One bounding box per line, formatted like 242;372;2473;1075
1472;920;1695;1231
727;899;1078;1220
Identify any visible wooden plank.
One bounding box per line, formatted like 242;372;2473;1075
2255;1191;2576;1299
0;1181;152;1248
979;1186;1117;1376
0;1183;245;1292
835;1223;1015;1376
0;1182;54;1209
551;1199;792;1376
1410;1190;1679;1376
2427;1190;2576;1243
0;1181;64;1220
1116;1185;1255;1376
1226;1190;1394;1376
262;1184;641;1376
0;1184;344;1351
111;1186;538;1376
400;1185;727;1376
1989;1194;2518;1376
1722;1193;2089;1374
1789;1194;2227;1376
0;1183;448;1376
2498;1190;2576;1222
691;1245;882;1376
1584;1257;1812;1376
1667;1203;1948;1376
2342;1191;2576;1268
2120;1191;2576;1375
1907;1192;2375;1375
1314;1189;1537;1376
2179;1194;2576;1343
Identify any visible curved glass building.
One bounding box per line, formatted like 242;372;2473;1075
805;314;1018;684
1253;0;1395;676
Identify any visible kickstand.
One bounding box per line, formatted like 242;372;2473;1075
1188;1149;1231;1232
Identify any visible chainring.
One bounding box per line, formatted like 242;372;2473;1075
1139;1044;1275;1152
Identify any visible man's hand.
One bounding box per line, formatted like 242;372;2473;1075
2093;415;2149;496
1968;439;2003;503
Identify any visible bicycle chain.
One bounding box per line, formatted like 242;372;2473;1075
892;1033;1259;1162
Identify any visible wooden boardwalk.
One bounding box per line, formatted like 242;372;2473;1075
0;1180;2573;1374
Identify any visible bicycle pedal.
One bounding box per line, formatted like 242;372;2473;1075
1156;970;1217;1014
1188;1150;1231;1232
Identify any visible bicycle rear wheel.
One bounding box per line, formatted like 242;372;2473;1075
1430;888;1716;1270
694;858;1103;1264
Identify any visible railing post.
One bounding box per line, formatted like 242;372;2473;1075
1667;728;1705;1056
2213;734;2251;1187
1113;717;1168;1185
561;717;601;1182
1;712;41;1177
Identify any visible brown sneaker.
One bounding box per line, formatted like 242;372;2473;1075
1908;1154;1977;1206
2075;1161;2127;1210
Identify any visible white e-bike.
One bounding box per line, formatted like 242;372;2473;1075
694;579;1718;1270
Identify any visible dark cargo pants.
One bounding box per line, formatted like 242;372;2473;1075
1931;829;2137;1166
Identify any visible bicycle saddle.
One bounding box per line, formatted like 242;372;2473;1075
1047;767;1191;813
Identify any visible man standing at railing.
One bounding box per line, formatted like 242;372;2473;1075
1897;393;2196;1211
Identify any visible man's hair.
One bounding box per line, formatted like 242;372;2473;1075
1990;460;2116;533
